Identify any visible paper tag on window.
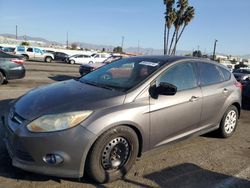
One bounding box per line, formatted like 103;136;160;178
139;61;159;67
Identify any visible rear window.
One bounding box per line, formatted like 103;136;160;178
27;48;33;52
219;67;231;81
198;62;224;86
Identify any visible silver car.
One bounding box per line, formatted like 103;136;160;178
2;56;241;183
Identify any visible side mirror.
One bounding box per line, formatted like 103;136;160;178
149;82;177;99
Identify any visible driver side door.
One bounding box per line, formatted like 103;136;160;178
149;61;202;148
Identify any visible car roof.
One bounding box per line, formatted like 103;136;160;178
126;55;216;64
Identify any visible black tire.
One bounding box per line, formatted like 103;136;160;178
0;71;5;85
219;105;239;138
86;126;139;183
22;55;29;61
89;61;94;64
45;56;52;63
70;60;75;64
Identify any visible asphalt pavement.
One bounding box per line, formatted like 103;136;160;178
0;61;249;188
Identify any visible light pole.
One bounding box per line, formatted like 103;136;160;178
213;39;218;60
66;32;69;49
16;25;18;40
121;36;124;50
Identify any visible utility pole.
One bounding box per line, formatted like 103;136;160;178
66;32;69;49
121;36;124;50
15;25;17;39
213;39;218;60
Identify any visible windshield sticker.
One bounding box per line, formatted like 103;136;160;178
139;61;159;67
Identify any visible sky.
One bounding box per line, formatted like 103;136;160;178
0;0;250;55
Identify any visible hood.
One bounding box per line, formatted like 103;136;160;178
14;79;125;121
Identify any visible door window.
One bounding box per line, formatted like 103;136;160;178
157;62;197;91
27;48;33;52
198;63;224;86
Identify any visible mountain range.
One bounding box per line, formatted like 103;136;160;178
1;33;249;58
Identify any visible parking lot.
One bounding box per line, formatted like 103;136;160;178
0;61;249;188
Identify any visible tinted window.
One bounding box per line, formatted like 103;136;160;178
27;48;33;52
157;62;197;91
34;48;41;53
199;63;223;86
17;46;25;52
219;67;231;81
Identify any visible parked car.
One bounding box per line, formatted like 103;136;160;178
3;56;241;183
15;46;54;63
53;52;69;62
90;53;111;63
66;54;92;64
2;47;15;54
233;68;250;81
67;53;111;65
0;50;25;84
233;68;250;106
79;55;122;76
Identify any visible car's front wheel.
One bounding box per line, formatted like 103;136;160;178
86;126;139;183
219;105;239;138
70;60;75;64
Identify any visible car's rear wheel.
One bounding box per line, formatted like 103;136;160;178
45;56;52;63
70;60;75;64
0;71;5;85
219;105;238;138
22;55;29;61
86;126;139;183
89;61;94;64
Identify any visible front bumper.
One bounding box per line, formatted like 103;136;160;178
2;112;96;178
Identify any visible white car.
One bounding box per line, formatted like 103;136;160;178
67;54;92;65
68;53;111;65
90;53;111;63
15;46;54;63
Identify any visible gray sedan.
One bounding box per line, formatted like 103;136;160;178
2;56;241;183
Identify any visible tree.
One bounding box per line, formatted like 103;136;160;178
163;0;195;55
193;50;202;57
172;6;195;54
21;41;29;46
163;0;175;55
113;46;123;53
71;43;78;50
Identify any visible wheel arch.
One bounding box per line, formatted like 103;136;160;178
231;102;241;118
81;123;143;177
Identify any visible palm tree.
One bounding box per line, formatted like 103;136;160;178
163;0;175;55
174;6;195;47
171;0;188;55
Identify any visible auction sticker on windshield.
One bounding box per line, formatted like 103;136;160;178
139;61;159;67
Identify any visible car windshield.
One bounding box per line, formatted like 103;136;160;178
79;57;165;92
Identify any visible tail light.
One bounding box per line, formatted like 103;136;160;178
11;59;25;65
234;81;242;91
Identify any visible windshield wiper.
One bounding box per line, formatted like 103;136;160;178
81;80;115;91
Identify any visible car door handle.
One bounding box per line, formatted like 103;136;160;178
222;88;228;94
189;96;199;102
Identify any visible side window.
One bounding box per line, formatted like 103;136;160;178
219;67;231;81
101;54;106;58
34;48;40;53
27;48;33;52
199;63;224;86
78;55;83;58
17;46;25;52
157;62;197;91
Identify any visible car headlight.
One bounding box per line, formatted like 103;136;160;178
27;111;92;133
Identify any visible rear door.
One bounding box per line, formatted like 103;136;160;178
26;48;35;60
34;48;44;61
196;62;230;127
149;61;202;148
